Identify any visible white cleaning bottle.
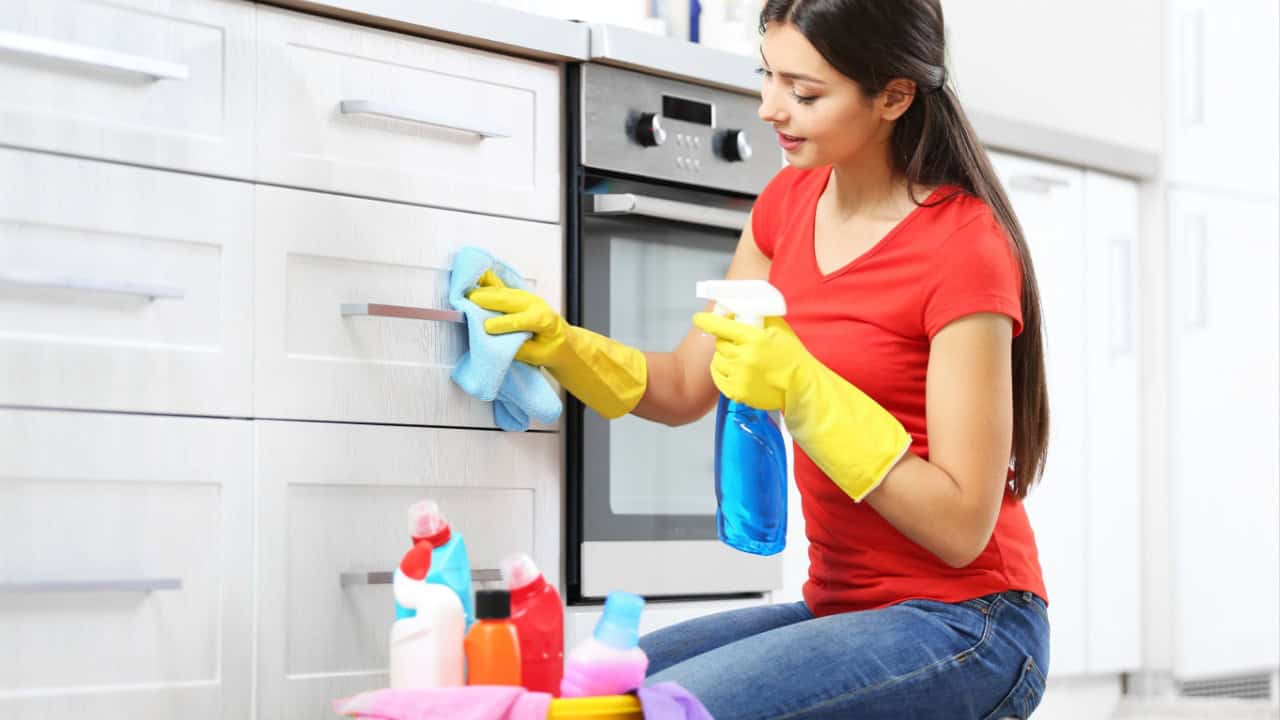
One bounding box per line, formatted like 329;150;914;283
389;541;465;689
696;279;790;556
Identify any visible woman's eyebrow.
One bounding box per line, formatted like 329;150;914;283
759;50;828;84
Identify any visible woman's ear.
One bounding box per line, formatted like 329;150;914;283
879;78;918;121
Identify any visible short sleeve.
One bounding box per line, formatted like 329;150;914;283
750;165;802;259
922;210;1024;340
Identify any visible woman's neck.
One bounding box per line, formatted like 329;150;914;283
827;143;904;221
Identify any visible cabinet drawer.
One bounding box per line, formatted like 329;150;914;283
253;183;562;428
0;0;254;178
0;409;253;720
256;6;562;222
0;148;253;416
255;419;562;719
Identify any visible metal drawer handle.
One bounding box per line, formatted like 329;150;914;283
341;303;464;324
339;100;510;139
0;578;182;593
340;568;502;587
0;269;185;301
0;29;189;81
1007;174;1071;195
589;193;750;232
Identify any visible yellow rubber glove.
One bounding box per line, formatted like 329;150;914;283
469;271;647;420
692;312;912;502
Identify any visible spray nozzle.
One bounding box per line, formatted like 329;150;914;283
695;280;787;328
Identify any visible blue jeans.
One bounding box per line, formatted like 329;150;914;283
640;591;1050;720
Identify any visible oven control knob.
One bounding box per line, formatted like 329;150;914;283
717;129;753;162
633;112;666;147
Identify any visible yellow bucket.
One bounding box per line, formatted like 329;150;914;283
546;694;643;719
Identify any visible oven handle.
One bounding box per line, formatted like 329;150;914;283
588;194;750;232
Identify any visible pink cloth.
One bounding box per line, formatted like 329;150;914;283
637;682;715;720
333;686;552;720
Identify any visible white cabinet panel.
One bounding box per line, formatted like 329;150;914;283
991;151;1089;677
0;409;253;720
1082;170;1141;674
0;0;255;179
0;148;253;416
253;183;562;428
254;419;561;720
1168;189;1280;678
256;6;562;222
1168;0;1279;198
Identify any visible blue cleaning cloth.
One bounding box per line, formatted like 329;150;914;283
448;247;562;431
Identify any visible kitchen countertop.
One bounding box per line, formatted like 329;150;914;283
255;0;1160;180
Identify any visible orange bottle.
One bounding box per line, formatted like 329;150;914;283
465;589;522;686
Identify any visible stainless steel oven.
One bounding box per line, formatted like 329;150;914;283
565;63;783;602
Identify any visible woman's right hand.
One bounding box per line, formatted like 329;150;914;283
468;270;571;369
468;271;648;419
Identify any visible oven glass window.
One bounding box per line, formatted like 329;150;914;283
607;230;733;516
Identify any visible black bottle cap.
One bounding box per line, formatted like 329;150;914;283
475;589;511;619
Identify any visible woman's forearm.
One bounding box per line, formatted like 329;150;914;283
630;350;719;426
864;453;1003;569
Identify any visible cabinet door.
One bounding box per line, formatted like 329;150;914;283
1082;170;1141;674
253;183;562;428
0;147;253;416
1168;189;1280;678
0;409;253;720
256;6;562;222
1168;0;1279;198
0;0;255;179
990;151;1088;677
254;420;562;720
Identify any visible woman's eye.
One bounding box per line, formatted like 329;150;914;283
754;66;773;79
792;92;818;105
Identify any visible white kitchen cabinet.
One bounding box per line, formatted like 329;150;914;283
1168;0;1280;198
253;183;563;429
991;151;1090;678
0;409;253;720
254;419;562;720
0;0;255;179
255;5;562;222
1082;170;1142;674
1168;188;1280;678
0;147;253;416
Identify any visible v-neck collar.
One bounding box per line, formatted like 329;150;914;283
807;169;952;283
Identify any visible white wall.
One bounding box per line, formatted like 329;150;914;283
942;0;1165;155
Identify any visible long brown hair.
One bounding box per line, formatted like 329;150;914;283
761;0;1049;497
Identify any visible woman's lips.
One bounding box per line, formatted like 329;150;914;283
777;131;806;151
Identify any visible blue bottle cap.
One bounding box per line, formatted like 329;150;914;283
593;591;645;649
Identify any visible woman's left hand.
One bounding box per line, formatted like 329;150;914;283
692;312;813;411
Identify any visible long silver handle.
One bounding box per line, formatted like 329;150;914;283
0;29;189;81
0;578;182;593
1008;174;1071;195
340;568;501;587
0;269;184;301
1183;213;1209;330
590;193;750;232
341;303;464;324
1110;236;1134;357
339;100;510;139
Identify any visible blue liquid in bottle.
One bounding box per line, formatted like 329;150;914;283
714;394;788;556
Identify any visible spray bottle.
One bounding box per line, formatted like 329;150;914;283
696;279;789;556
398;499;475;629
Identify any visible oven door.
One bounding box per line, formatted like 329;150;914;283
569;175;783;600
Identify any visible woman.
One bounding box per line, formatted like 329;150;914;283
471;0;1051;717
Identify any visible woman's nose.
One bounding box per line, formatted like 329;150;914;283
758;95;787;124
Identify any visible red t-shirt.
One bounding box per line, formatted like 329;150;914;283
752;165;1047;616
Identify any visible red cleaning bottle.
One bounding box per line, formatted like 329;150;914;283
465;589;522;686
501;552;564;695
